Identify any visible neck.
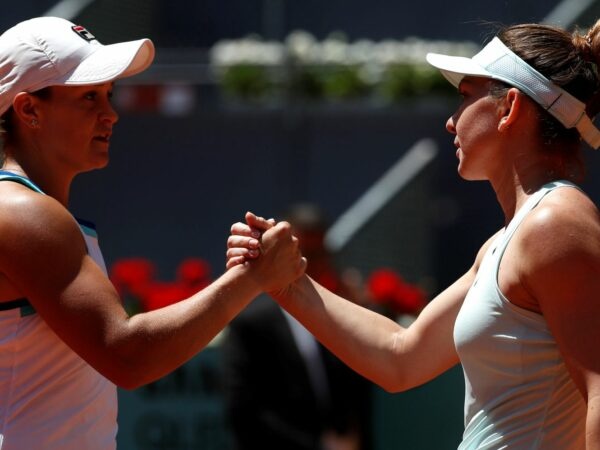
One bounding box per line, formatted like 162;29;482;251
491;153;578;226
1;156;72;206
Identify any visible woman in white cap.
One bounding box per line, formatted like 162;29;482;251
0;16;306;450
228;21;600;449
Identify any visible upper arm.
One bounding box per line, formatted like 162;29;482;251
395;231;501;389
518;192;600;402
0;188;128;374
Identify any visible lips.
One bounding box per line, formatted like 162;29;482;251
453;140;461;157
93;133;111;143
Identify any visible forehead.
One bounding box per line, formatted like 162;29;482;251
458;76;493;90
41;82;114;96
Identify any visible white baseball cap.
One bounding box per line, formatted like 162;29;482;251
426;37;600;149
0;16;155;116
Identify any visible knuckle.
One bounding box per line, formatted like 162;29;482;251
227;236;239;248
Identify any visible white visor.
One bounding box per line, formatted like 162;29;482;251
426;37;600;149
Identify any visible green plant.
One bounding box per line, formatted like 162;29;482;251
220;64;272;100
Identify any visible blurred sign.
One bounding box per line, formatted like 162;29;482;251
117;346;231;450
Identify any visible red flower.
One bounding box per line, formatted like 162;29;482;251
110;258;156;298
141;282;190;311
367;269;426;315
110;257;214;312
177;258;212;292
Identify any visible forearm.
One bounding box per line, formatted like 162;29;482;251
273;275;408;391
106;265;261;388
274;271;466;392
587;395;600;450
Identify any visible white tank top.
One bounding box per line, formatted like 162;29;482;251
454;180;586;450
0;173;117;450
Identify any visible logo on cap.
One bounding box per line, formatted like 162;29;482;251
71;25;96;42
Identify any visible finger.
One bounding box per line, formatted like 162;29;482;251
227;235;260;249
246;211;275;232
230;222;260;238
227;248;260;259
226;256;246;270
298;256;308;274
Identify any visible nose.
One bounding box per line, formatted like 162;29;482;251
446;114;456;135
100;102;119;125
97;89;119;124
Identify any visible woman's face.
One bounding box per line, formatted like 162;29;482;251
34;83;118;174
446;77;506;181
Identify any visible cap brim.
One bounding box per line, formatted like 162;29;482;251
426;53;491;88
60;38;155;85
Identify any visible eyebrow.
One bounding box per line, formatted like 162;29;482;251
458;77;478;89
84;83;115;89
459;76;493;92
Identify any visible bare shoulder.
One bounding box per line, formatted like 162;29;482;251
519;187;600;260
0;182;86;280
516;186;600;296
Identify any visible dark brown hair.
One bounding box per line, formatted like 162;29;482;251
491;21;600;147
0;87;53;163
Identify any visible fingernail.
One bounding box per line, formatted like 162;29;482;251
249;249;259;257
251;230;260;238
249;238;259;247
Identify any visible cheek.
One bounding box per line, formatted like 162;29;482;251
457;108;498;146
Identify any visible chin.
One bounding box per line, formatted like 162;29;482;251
94;159;110;170
82;157;110;173
457;166;486;182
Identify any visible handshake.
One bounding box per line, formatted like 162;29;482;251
226;211;307;294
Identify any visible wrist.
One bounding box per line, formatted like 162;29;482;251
225;262;263;298
269;273;306;304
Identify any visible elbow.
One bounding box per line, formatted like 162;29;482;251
380;384;404;394
96;319;164;389
109;363;147;390
372;340;411;393
96;341;159;390
115;378;146;391
376;366;440;394
368;368;412;394
101;357;153;390
378;378;411;394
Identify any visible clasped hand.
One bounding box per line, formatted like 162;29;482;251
227;212;307;293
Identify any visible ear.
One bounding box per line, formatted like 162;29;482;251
497;87;523;132
11;92;42;129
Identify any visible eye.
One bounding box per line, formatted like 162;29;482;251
84;91;97;101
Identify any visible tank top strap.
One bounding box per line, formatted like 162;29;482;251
0;170;45;194
495;180;581;265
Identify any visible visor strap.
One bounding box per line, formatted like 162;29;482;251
483;38;600;149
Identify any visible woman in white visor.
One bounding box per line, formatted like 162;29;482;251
228;21;600;449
